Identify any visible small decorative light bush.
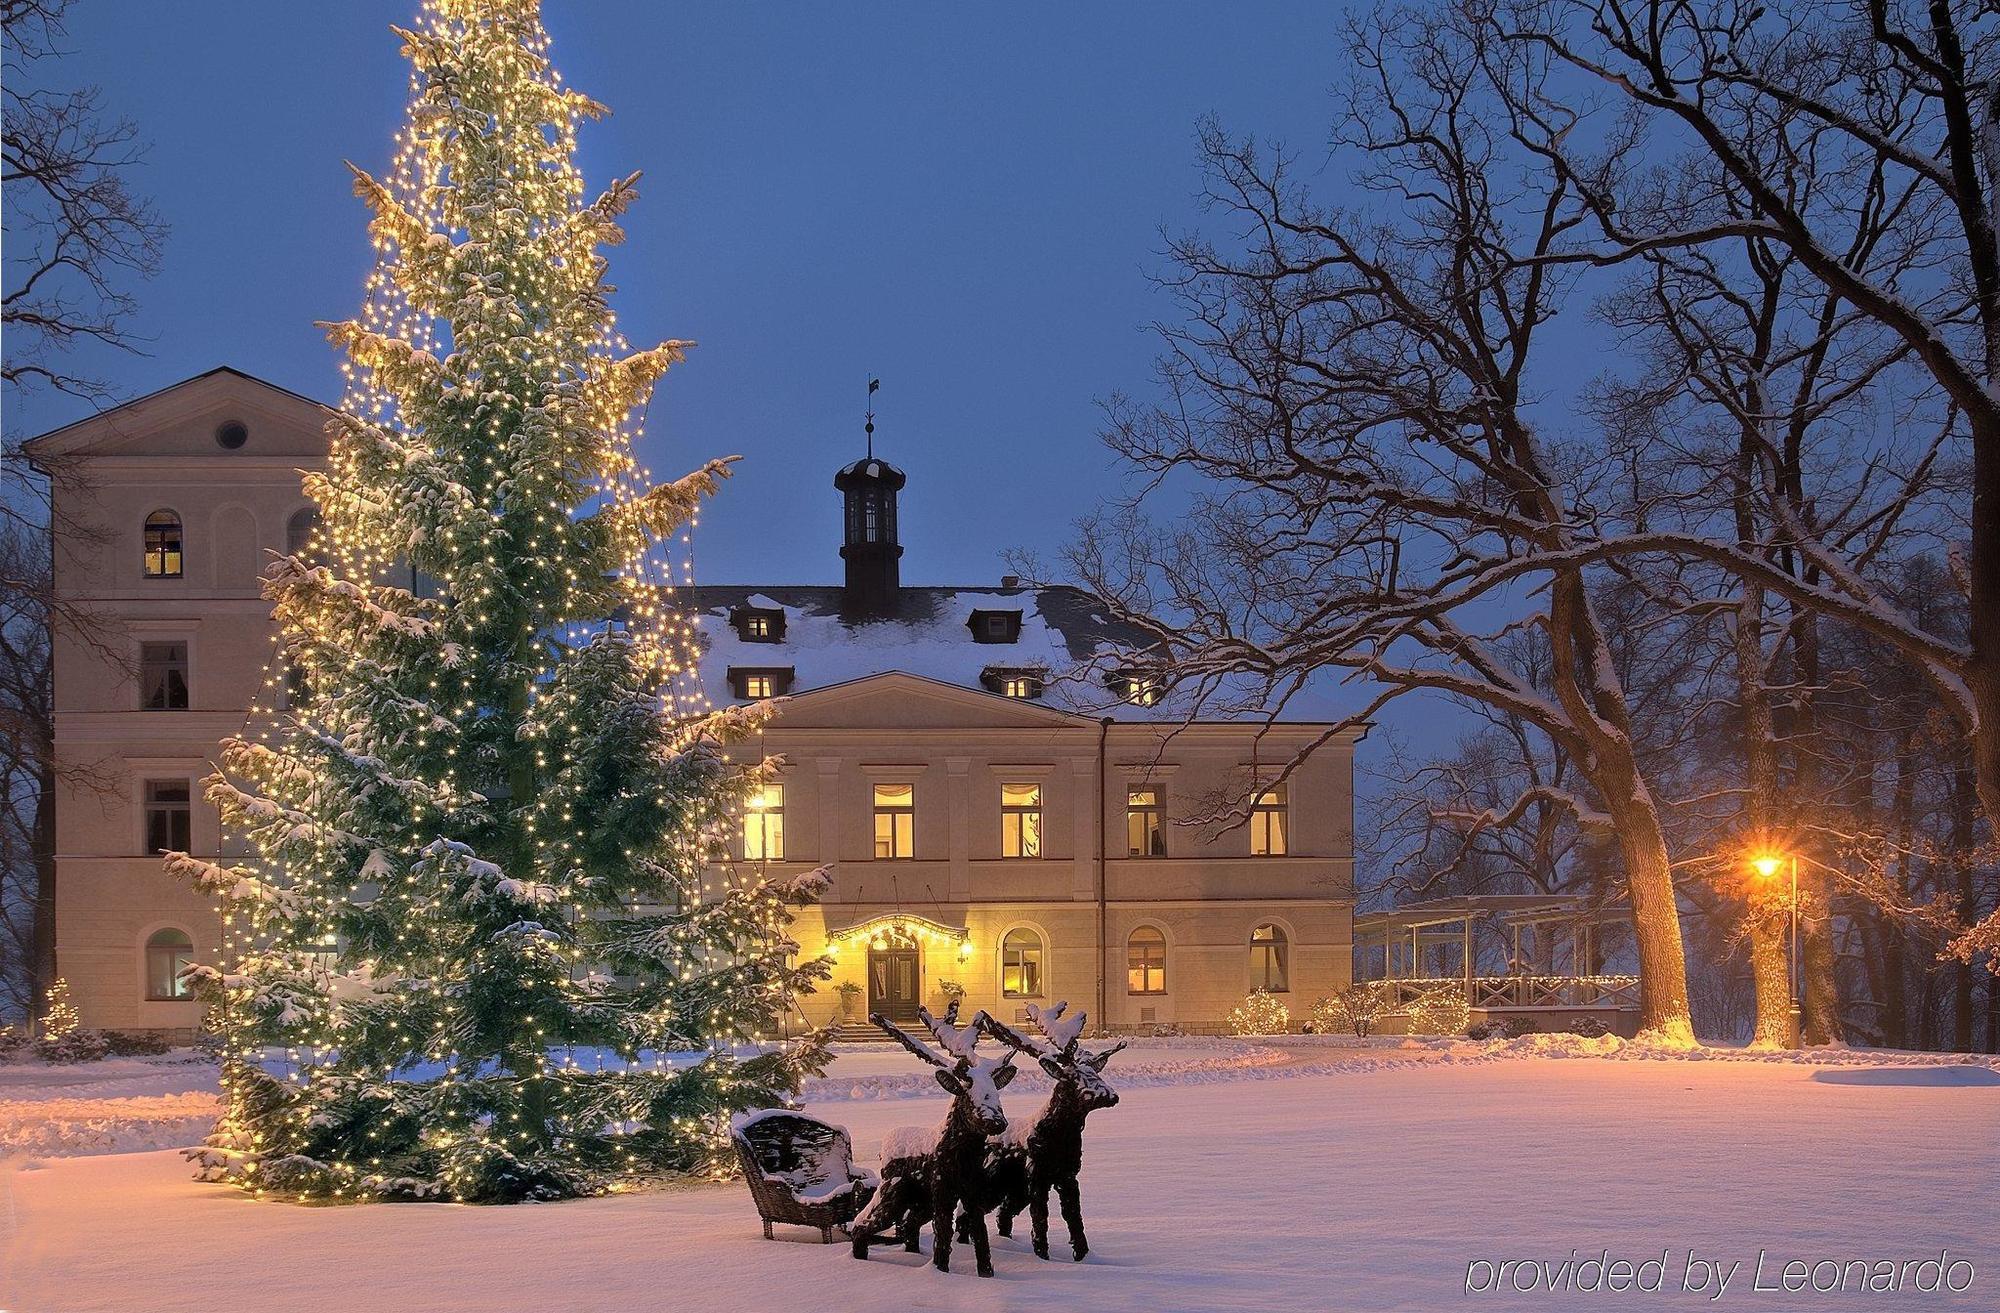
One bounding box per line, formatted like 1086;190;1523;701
1313;982;1390;1038
937;979;967;1005
39;978;79;1041
1227;988;1291;1036
1402;984;1471;1036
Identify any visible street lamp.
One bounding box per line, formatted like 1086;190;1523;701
1751;852;1801;1046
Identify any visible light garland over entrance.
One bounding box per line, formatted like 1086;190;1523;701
828;913;974;961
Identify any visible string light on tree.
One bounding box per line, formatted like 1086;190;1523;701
169;0;832;1204
40;978;80;1042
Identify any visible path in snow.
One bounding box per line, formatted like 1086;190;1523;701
3;1047;1995;1312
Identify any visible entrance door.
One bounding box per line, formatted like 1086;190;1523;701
868;946;921;1022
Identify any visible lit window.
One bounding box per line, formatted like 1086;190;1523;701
1251;924;1289;992
145;928;195;1000
1127;787;1165;856
140;642;190;710
143;511;183;578
145;779;191;854
873;783;915;859
1112;670;1161;706
1002;928;1044;998
286;507;320;559
729;666;792;699
307;932;340;974
743;783;785;861
1002;676;1038;699
746;614;772;638
1001;782;1042;858
1250;785;1288;856
1127;926;1166;995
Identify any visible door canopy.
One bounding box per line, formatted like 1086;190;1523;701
829;913;971;961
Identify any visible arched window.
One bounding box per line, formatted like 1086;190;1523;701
286;507;320;559
1127;926;1166;996
143;511;183;578
145;928;194;1000
1251;923;1289;992
1002;928;1044;998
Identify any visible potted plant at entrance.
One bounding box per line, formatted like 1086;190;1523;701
937;979;967;1012
836;980;863;1022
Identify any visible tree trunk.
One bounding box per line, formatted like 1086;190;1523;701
1547;571;1694;1042
1799;879;1842;1046
1730;564;1793;1047
1746;909;1792;1048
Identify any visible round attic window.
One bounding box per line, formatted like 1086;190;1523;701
214;420;249;450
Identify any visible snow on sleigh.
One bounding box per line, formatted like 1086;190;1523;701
729;1110;879;1242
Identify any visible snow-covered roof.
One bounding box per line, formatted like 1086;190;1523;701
680;583;1196;721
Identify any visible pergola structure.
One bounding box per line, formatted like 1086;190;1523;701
1352;895;1639;1017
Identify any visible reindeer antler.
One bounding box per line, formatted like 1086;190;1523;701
871;1012;951;1070
976;1011;1046;1057
918;1004;979;1063
1025;1001;1089;1058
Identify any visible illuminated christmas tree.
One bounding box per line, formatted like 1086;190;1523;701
174;0;829;1203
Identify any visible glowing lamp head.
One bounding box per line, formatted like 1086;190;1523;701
1751;855;1782;880
957;939;974;962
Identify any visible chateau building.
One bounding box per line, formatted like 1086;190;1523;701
24;368;1358;1035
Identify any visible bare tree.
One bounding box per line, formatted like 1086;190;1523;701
2;0;165;410
1490;0;2000;967
0;520;64;1019
1067;9;1704;1038
2;0;159;1020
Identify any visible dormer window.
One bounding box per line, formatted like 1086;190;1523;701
969;609;1023;644
728;666;794;700
732;606;786;643
980;666;1044;699
1110;670;1163;707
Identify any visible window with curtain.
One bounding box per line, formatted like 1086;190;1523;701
1251;923;1289;992
140;642;189;710
1250;785;1288;856
143;511;183;578
1127;786;1165;856
1002;928;1044;997
873;782;914;858
743;782;784;860
145;928;194;1000
144;779;191;854
1127;926;1167;995
1000;782;1042;858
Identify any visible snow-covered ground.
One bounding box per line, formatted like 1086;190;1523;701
3;1040;1996;1311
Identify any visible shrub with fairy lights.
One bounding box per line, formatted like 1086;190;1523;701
1227;988;1291;1036
1401;984;1472;1036
1312;982;1390;1038
169;0;830;1204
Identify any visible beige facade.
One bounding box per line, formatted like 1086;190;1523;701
27;369;330;1033
743;672;1355;1032
27;368;1358;1035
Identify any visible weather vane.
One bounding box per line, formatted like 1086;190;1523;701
865;376;879;458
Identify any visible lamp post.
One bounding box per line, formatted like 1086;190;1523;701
1752;853;1801;1046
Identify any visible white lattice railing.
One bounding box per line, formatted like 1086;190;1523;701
1375;975;1640;1011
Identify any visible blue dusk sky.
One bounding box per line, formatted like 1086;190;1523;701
10;2;1361;588
11;2;1544;786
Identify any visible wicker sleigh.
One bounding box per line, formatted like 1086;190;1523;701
730;1110;879;1242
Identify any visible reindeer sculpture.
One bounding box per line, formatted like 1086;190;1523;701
961;1002;1126;1261
848;1003;1018;1277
